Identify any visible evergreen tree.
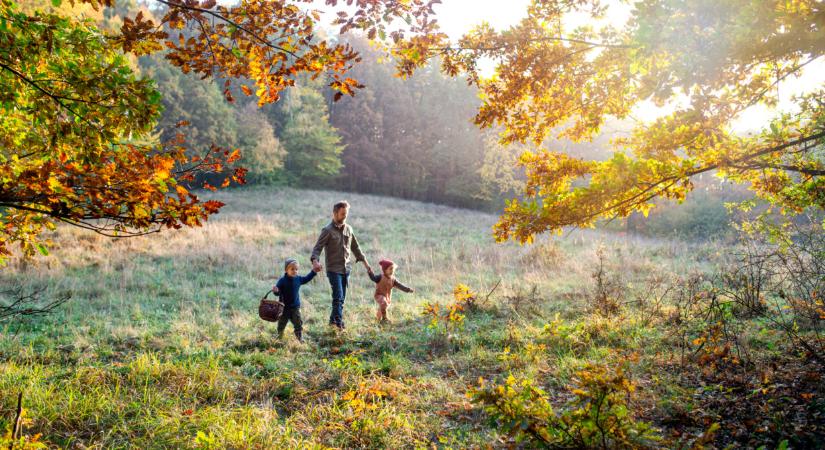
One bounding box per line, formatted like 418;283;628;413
236;102;285;184
280;85;345;185
138;54;239;154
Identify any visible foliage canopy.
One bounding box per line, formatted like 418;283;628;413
0;0;439;264
394;0;825;242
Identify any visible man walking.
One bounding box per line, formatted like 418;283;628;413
310;201;372;330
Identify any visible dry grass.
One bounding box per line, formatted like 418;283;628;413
0;186;723;448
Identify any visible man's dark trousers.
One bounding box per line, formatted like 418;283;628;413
327;271;349;328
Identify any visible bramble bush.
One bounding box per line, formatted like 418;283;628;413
470;364;660;449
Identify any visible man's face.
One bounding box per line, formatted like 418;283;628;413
333;207;348;224
286;263;299;277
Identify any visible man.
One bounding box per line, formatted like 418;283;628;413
310;201;372;330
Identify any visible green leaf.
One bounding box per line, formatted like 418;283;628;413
37;243;49;256
51;0;62;7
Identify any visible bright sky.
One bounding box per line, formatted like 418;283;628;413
430;0;531;40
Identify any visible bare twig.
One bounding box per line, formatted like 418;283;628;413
0;286;70;322
10;391;23;449
482;279;501;304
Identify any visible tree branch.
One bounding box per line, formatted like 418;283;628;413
0;61;103;131
418;36;634;54
154;0;301;58
579;129;825;224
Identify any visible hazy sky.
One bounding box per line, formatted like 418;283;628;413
181;0;824;133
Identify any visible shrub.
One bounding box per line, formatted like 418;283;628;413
470;364;660;449
453;283;479;310
589;246;624;317
422;283;480;341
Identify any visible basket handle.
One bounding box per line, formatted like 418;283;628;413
262;290;273;300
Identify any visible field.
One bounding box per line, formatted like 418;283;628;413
1;187;822;449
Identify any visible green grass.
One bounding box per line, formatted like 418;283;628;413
0;187;736;448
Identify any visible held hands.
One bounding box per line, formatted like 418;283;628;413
311;259;322;272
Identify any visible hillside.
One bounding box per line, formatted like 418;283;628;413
1;188;820;448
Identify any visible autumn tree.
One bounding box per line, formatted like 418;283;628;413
0;0;440;265
393;0;825;242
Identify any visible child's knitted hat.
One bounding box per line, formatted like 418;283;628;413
378;259;395;271
284;258;298;271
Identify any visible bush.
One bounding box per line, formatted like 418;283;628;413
470;364;660;449
589;246;624;317
421;283;481;344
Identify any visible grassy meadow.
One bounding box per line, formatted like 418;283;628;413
0;187;820;449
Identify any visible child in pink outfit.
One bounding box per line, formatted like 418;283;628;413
367;259;414;323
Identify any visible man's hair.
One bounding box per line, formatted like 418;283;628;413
333;201;350;212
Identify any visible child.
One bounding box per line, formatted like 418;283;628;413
367;259;414;323
272;258;320;343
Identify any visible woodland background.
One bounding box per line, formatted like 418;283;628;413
2;0;823;449
114;0;745;240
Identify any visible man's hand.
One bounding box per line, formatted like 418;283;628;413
362;260;372;273
312;259;322;272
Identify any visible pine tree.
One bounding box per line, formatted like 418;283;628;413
281;85;345;185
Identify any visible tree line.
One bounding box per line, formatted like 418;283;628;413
139;11;515;210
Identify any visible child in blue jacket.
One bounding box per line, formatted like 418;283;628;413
272;258;320;343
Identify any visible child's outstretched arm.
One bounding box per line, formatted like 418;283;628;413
300;270;318;285
393;279;414;293
367;268;381;283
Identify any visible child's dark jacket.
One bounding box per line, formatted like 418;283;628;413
275;271;317;308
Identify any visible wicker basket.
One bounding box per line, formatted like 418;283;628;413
258;291;284;322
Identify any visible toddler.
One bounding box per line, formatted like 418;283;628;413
367;259;414;323
272;258;320;342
